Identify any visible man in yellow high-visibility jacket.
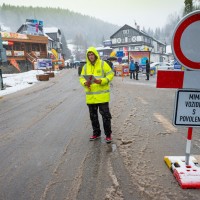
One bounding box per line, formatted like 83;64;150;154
80;47;114;143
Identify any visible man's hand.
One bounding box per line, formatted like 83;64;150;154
94;79;102;84
84;81;91;88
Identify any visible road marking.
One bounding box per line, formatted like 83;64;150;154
154;113;177;132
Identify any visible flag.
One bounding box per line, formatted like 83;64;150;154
51;49;58;60
10;59;21;72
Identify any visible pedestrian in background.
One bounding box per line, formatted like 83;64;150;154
135;61;139;80
129;59;135;79
105;59;114;71
145;59;150;80
79;47;114;143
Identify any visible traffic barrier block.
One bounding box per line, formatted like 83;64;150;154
36;74;49;81
164;156;200;189
164;156;174;170
45;72;55;78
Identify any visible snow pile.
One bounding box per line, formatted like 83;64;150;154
0;70;45;96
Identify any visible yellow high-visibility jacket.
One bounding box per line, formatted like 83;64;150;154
80;47;114;104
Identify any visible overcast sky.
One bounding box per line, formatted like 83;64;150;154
0;0;185;30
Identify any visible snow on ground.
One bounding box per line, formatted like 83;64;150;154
0;70;58;97
0;70;155;98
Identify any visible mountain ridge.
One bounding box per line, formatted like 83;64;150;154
0;4;120;45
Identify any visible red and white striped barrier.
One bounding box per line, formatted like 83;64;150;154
156;70;200;89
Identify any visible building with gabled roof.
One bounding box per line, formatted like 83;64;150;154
110;24;166;62
43;27;62;54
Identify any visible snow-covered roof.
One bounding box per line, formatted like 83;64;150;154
96;46;112;50
44;27;60;34
152;37;166;45
103;39;111;42
44;33;53;41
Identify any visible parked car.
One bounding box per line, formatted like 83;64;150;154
150;62;160;74
157;62;174;70
150;62;174;74
78;61;86;76
74;61;81;68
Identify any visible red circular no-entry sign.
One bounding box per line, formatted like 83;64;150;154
172;10;200;70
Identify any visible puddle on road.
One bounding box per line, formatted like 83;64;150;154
98;138;117;152
105;143;117;153
112;144;117;152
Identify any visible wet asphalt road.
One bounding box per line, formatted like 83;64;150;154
0;69;141;200
1;69;200;200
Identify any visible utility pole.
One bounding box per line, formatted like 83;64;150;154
0;33;7;90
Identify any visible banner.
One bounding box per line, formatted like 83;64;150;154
10;59;21;72
14;51;24;57
0;32;28;39
123;47;128;56
129;51;150;72
6;50;12;56
36;59;52;70
26;19;44;35
51;49;58;60
129;51;150;65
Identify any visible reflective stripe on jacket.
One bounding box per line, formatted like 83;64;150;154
79;47;114;104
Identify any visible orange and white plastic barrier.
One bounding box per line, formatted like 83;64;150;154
115;65;129;77
122;65;129;76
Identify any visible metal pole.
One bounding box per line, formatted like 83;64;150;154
185;127;193;165
0;69;3;90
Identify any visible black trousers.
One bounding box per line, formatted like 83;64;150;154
146;72;150;80
130;70;135;79
136;71;139;80
87;102;112;137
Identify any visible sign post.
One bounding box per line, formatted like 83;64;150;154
173;89;200;166
157;10;200;189
172;11;200;71
173;90;200;127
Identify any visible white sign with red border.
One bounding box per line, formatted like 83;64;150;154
172;11;200;70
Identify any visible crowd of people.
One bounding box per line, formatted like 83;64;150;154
129;59;150;80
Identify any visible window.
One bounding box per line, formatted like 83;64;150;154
32;44;39;51
112;38;116;44
41;44;46;51
25;44;31;52
117;38;121;43
131;36;137;42
13;43;20;51
122;30;129;34
4;45;12;50
137;36;142;41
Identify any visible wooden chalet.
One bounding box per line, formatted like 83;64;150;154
1;31;48;70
